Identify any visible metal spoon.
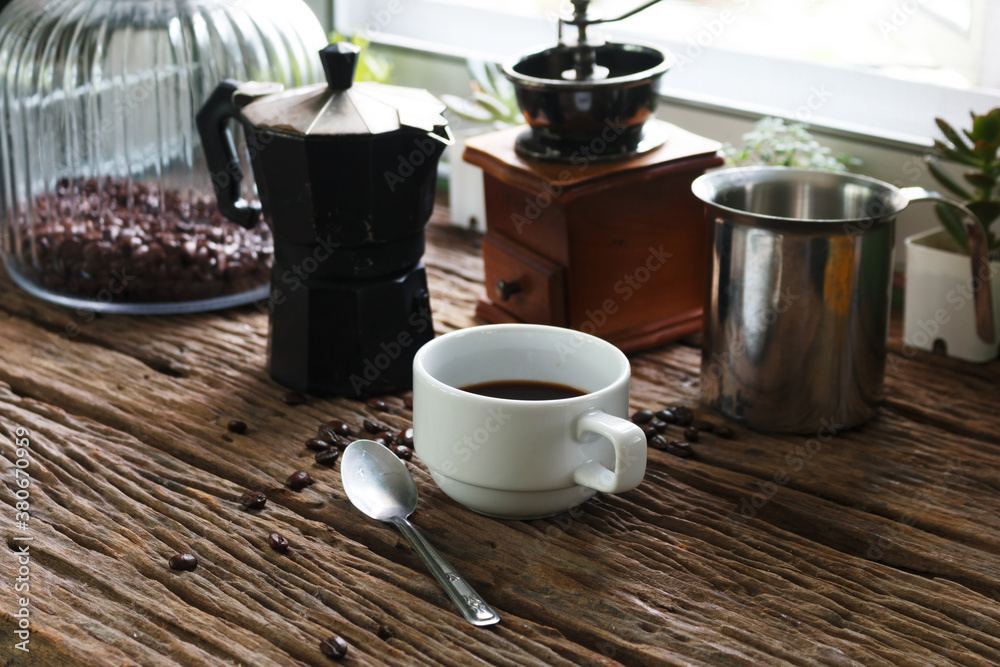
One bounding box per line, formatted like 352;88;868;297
340;440;500;626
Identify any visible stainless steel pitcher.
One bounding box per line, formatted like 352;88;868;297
692;166;990;434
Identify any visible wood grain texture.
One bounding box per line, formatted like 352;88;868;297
0;210;998;666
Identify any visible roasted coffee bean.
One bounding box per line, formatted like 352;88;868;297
390;445;413;461
14;178;272;304
371;430;393;446
286;470;314;491
282;391;307;405
367;398;389;412
631;409;654;424
395;427;414;448
240;490;267;510
715;425;735;439
227;419;247;434
672;406;694;426
640;423;657;441
268;533;289;553
168;553;198;571
691;419;715;432
648;434;669;451
324;419;352;437
683;426;700;442
315;449;341;466
656;409;677;424
305;438;333;452
363;419;388;434
665;440;694;459
319;635;349;660
651;418;669;433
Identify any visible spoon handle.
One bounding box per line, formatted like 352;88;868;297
392;516;500;626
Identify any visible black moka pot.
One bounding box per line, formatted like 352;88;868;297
197;42;451;397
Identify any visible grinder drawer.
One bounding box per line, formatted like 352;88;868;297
482;234;566;326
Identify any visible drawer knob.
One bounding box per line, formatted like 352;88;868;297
495;279;522;301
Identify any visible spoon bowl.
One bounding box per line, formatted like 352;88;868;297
341;440;500;626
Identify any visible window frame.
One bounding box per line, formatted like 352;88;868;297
333;0;1000;149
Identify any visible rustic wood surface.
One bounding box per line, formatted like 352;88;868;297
2;209;1000;666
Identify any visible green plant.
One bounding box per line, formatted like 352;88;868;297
723;117;860;172
928;109;1000;254
441;61;521;128
330;32;392;83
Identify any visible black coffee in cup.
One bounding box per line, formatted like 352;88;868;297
461;380;586;401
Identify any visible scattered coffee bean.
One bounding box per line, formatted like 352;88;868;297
376;624;396;640
319;635;349;660
324;419;353;437
403;394;413;409
315;449;341;466
367;398;390;411
286;470;314;491
305;438;333;452
268;533;290;553
395;427;414;448
648;434;669;451
672;406;694;426
282;391;307;405
227;419;247;434
391;444;413;461
665;440;694;459
651;418;669;433
715;425;735;439
683;426;700;442
168;553;198;571
640;423;657;441
656;409;677;424
691;419;715;432
631;409;654;424
363;419;387;434
240;490;267;510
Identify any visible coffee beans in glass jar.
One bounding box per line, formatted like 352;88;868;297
6;178;272;309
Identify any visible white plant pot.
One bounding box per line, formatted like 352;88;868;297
446;127;488;230
903;228;1000;362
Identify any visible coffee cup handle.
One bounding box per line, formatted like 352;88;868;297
572;409;647;494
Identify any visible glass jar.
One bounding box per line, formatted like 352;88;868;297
0;0;326;313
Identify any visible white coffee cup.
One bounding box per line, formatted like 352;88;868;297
412;323;647;519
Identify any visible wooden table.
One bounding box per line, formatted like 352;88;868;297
2;211;999;666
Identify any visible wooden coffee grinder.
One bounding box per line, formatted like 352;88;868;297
465;0;722;352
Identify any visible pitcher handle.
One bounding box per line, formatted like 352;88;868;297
195;80;265;229
900;187;995;345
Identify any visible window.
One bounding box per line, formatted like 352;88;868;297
335;0;1000;146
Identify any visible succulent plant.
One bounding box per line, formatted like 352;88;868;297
723;117;860;172
928;109;1000;254
441;61;522;128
